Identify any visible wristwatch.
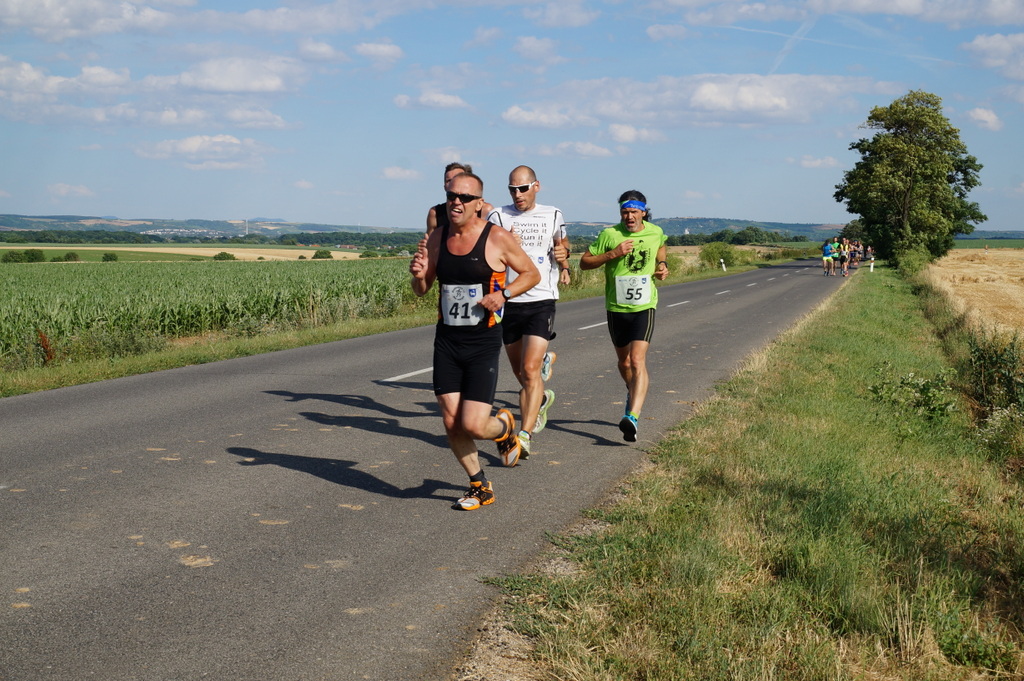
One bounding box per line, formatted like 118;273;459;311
502;288;512;300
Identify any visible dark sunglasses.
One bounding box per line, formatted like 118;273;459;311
446;190;481;203
508;182;535;194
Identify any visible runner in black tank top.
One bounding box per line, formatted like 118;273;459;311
436;221;506;331
409;171;541;510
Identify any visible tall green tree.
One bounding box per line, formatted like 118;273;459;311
833;90;986;266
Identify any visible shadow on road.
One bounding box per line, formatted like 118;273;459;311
265;390;439;417
227;446;465;501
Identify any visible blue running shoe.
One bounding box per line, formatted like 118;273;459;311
619;413;638;443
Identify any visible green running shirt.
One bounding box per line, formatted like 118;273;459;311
588;220;667;313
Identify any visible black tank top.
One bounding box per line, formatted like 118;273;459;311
436;222;506;328
433;203;450;232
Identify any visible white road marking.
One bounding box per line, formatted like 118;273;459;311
383;367;432;382
668;300;690;308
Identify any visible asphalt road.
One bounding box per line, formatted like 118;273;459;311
1;259;847;681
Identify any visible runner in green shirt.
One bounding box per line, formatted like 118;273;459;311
580;190;668;443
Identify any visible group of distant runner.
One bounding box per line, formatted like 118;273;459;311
821;236;873;277
409;163;668;510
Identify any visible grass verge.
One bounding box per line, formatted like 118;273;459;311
489;264;1024;680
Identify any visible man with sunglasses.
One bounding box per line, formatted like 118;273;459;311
425;162;493;236
410;171;540;510
485;166;570;460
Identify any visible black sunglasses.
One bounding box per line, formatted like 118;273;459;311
446;191;481;203
508;182;535;194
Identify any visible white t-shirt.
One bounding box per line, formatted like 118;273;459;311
487;203;566;303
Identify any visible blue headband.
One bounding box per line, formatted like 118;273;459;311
620;199;647;211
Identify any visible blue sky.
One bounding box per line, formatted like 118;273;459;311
1;0;1021;231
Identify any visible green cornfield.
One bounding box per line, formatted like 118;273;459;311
1;259;435;370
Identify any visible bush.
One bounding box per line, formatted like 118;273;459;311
978;405;1024;463
63;252;80;262
312;249;334;260
699;241;737;268
25;249;46;263
868;361;958;421
212;251;237;261
359;251;381;258
892;243;932;275
2;250;27;263
102;252;119;262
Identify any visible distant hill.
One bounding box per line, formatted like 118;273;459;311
956;230;1024;240
0;214;410;238
566;217;844;240
1;213;845;241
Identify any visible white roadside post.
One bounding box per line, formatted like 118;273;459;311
720;258;726;272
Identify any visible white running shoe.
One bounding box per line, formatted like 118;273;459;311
540;352;556;382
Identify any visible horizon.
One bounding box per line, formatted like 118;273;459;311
0;2;1021;231
0;211;847;231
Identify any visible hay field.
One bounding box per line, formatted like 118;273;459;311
927;248;1024;333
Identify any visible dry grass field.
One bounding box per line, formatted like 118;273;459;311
926;248;1024;333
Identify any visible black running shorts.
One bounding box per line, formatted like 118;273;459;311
501;299;556;346
432;324;503;403
607;308;656;348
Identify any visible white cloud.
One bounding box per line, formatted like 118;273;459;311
682;2;804;26
136;134;269;170
0;0;402;42
394;92;468;109
0;0;177;41
683;190;704;200
647;24;689;41
804;0;1024;25
788;155;840;168
0;56;64;101
297;38;348;62
0;56;129;101
0;188;12;198
513;37;565;66
967;107;1003;131
77;65;131;89
139;107;208;126
354;42;404;67
433;147;465;165
516;74;899;129
215;3;394;35
225;106;287;129
691;79;791;114
608;123;666;143
383;166;420;180
502;104;598;129
48;183;94;198
525;2;600;28
962;33;1024;80
294;179;314;189
173;56;307;93
465;27;501;49
538;141;614;158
